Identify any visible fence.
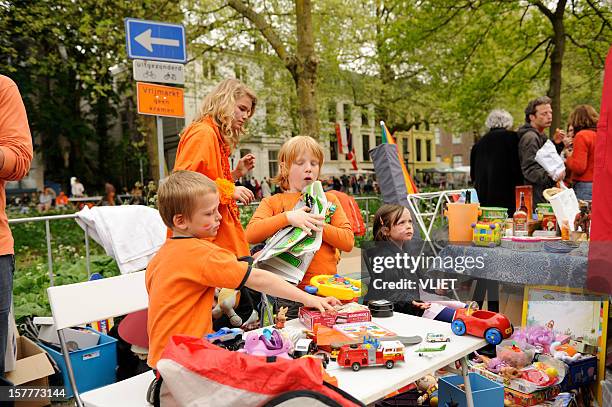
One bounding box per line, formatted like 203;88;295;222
9;195;382;287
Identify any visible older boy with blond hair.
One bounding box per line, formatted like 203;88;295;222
146;170;339;368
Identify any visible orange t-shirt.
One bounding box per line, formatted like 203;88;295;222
146;237;250;368
0;76;33;255
245;192;354;289
173;116;249;257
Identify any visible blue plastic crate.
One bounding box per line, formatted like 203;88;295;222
40;328;117;398
438;373;504;407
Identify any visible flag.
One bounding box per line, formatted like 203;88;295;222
380;121;418;194
345;126;358;170
335;123;348;154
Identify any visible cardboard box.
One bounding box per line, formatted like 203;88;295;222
298;306;371;330
504;385;561;406
34;317;100;350
5;335;55;407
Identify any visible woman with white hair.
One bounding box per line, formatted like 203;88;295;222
470;109;524;214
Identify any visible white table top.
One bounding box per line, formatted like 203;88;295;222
288;313;486;405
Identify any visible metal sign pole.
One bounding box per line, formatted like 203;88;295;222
156;115;165;180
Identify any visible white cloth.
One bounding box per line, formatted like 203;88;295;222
75;206;166;274
535;140;565;181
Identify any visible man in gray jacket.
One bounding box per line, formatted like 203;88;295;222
517;96;565;205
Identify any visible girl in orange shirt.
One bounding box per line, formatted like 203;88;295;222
174;79;256;257
246;136;354;317
565;104;598;201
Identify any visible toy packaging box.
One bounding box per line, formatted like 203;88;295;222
333;321;396;341
298;306;371;330
560;355;597;391
504;385;561;406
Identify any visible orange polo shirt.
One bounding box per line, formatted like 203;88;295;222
146;237;250;368
173;117;249;257
246;192;354;289
0;75;33;256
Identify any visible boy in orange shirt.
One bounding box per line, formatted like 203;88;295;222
245;136;354;318
146;170;339;368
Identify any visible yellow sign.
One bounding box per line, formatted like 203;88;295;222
136;82;184;118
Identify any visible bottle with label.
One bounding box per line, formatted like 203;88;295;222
561;220;570;240
513;192;529;237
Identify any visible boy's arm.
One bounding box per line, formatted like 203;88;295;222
246;267;340;313
245;197;290;243
322;194;354;252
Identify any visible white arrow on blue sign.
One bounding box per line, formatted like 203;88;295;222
125;18;186;63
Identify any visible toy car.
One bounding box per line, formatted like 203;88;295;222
337;340;405;371
293;338;318;358
204;327;244;351
451;302;513;345
426;333;450;343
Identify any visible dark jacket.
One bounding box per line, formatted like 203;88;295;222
470;128;523;215
517;123;556;205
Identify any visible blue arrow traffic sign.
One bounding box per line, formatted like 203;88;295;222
125;18;186;63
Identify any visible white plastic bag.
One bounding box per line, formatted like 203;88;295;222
535;140;565;181
544;187;580;231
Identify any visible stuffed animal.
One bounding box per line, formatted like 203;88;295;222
550;341;582;362
275;306;288;329
212;288;243;327
416;374;438;405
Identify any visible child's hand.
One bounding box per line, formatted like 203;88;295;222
286;207;325;234
412;301;431;310
233;186;254;204
303;295;341;313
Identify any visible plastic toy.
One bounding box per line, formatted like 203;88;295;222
415;343;446;357
496;342;533;369
239;329;292;359
337;340;405;371
293;338;317;358
550;341;582;362
306;274;361;301
426;333;450;343
211;288;242;327
204;327;244;350
471;222;501;247
274;306;288;329
451;302;513;345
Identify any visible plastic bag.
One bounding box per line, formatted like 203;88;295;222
535;140;565;181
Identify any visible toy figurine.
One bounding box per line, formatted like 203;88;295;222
416;374;438;405
274;306;288;329
212;288;242;327
239;329;292;359
573;201;591;238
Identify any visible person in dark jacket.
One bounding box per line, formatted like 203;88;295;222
517;96;565;205
471;109;523;215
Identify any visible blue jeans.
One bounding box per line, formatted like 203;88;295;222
0;255;14;375
574;182;593;201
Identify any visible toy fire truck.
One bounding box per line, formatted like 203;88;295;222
337;339;405;371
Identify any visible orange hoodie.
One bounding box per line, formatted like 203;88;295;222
173;117;249;257
0;76;33;255
246;191;354;289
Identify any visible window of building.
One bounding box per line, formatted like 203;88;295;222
202;61;216;80
268;150;278;177
376;135;382;146
453;154;463;167
434;128;441;145
452;133;462;144
362;134;370;161
330;133;338;160
436;155;442;163
426;140;432;162
235;64;248;82
343;103;351;123
328;102;336;123
402;137;409;156
361;111;368;126
415;139;422;162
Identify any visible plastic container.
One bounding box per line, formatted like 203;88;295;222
368;300;394;318
40;328;117;398
479;207;508;221
438;372;504;407
445;203;479;243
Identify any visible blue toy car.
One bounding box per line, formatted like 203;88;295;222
205;327;244;344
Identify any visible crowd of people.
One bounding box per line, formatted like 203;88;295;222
470;96;597;214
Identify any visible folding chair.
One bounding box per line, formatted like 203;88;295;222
47;271;153;407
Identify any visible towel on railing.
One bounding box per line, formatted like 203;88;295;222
76;206;166;274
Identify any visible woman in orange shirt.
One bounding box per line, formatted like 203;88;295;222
565;104;598;201
173;78;256;257
246;136;354;317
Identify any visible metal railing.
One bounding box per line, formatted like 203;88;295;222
8;195;381;287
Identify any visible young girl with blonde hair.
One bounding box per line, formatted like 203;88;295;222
246;136;354;316
174;78;256;257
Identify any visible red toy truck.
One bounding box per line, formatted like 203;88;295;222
451;302;513;345
337;340;405;371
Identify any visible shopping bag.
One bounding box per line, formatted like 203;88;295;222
544;186;580;231
153;335;364;407
535;140;565;181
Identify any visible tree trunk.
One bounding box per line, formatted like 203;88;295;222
547;4;566;136
295;0;319;138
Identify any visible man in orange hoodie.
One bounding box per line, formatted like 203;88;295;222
0;75;33;374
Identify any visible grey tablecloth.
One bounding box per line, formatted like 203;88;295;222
437;243;588;288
